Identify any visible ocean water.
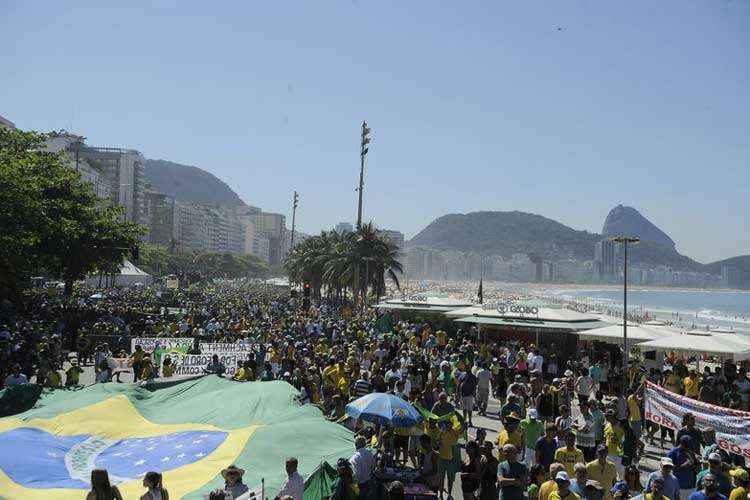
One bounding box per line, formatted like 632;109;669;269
558;288;750;333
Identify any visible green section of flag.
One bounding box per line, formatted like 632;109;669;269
4;376;355;498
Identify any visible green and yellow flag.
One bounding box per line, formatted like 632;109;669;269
0;377;353;499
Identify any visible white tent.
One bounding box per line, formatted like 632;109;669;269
85;259;153;287
637;332;750;361
576;323;673;345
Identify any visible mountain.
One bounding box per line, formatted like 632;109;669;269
410;211;600;260
705;255;750;288
408;210;704;271
143;159;246;206
602;205;675;247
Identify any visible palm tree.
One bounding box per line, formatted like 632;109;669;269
284;222;403;303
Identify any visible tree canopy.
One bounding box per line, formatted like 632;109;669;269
283;222;403;300
0;127;143;300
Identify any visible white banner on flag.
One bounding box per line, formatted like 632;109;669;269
645;381;750;460
167;353;245;377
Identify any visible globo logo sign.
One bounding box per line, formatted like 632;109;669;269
497;305;539;315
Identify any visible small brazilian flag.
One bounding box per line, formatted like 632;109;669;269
0;377;353;499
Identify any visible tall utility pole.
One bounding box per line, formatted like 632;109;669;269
612;235;640;394
290;191;299;250
356;120;371;229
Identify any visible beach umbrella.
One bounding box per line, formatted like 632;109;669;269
345;393;423;427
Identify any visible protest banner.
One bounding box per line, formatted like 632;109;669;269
645;381;750;459
130;337;194;353
167;353;242;377
198;342;253;354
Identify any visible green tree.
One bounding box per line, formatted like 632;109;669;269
0;128;143;299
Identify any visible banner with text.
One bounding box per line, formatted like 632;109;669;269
130;337;194;353
645;381;750;459
198;342;253;354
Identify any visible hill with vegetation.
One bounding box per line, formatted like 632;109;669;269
705;255;750;288
143;159;246;206
408;210;704;271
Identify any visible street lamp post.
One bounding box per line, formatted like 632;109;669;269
612;236;640;394
356;120;371;229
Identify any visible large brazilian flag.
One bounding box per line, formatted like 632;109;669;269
0;377;354;499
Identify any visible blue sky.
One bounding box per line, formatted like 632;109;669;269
2;1;748;263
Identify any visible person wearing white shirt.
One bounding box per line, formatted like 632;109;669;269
350;437;375;493
275;457;303;500
529;349;544;374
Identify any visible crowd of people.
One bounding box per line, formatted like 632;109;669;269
1;280;750;500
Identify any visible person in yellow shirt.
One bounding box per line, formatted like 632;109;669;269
603;412;624;477
626;389;643;440
549;471;580;500
436;330;447;347
540;463;566;500
683;369;700;399
729;468;750;500
45;369;62;388
232;361;254;382
554;432;584;476
162;357;175;377
322;358;342;389
586;445;619;499
496;414;525;461
663;368;683;394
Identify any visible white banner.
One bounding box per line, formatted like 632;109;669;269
645;381;750;460
198;342;253;353
167;353;242;377
130;337;194;353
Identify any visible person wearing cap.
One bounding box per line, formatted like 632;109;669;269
728;468;749;500
696;453;732;497
556;431;585;477
550;471;581;500
587;444;619;500
646;457;680;500
498;444;528;500
668;435;698;497
688;473;727;500
541;463;567;500
521;408;545;465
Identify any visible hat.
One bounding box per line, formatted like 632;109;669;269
221;465;245;479
555;471;570;482
660;457;674;467
597;444;609;454
708;452;722;462
730;468;749;481
564;370;574;377
528;409;539;419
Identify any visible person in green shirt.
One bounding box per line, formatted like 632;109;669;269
521;409;545;465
